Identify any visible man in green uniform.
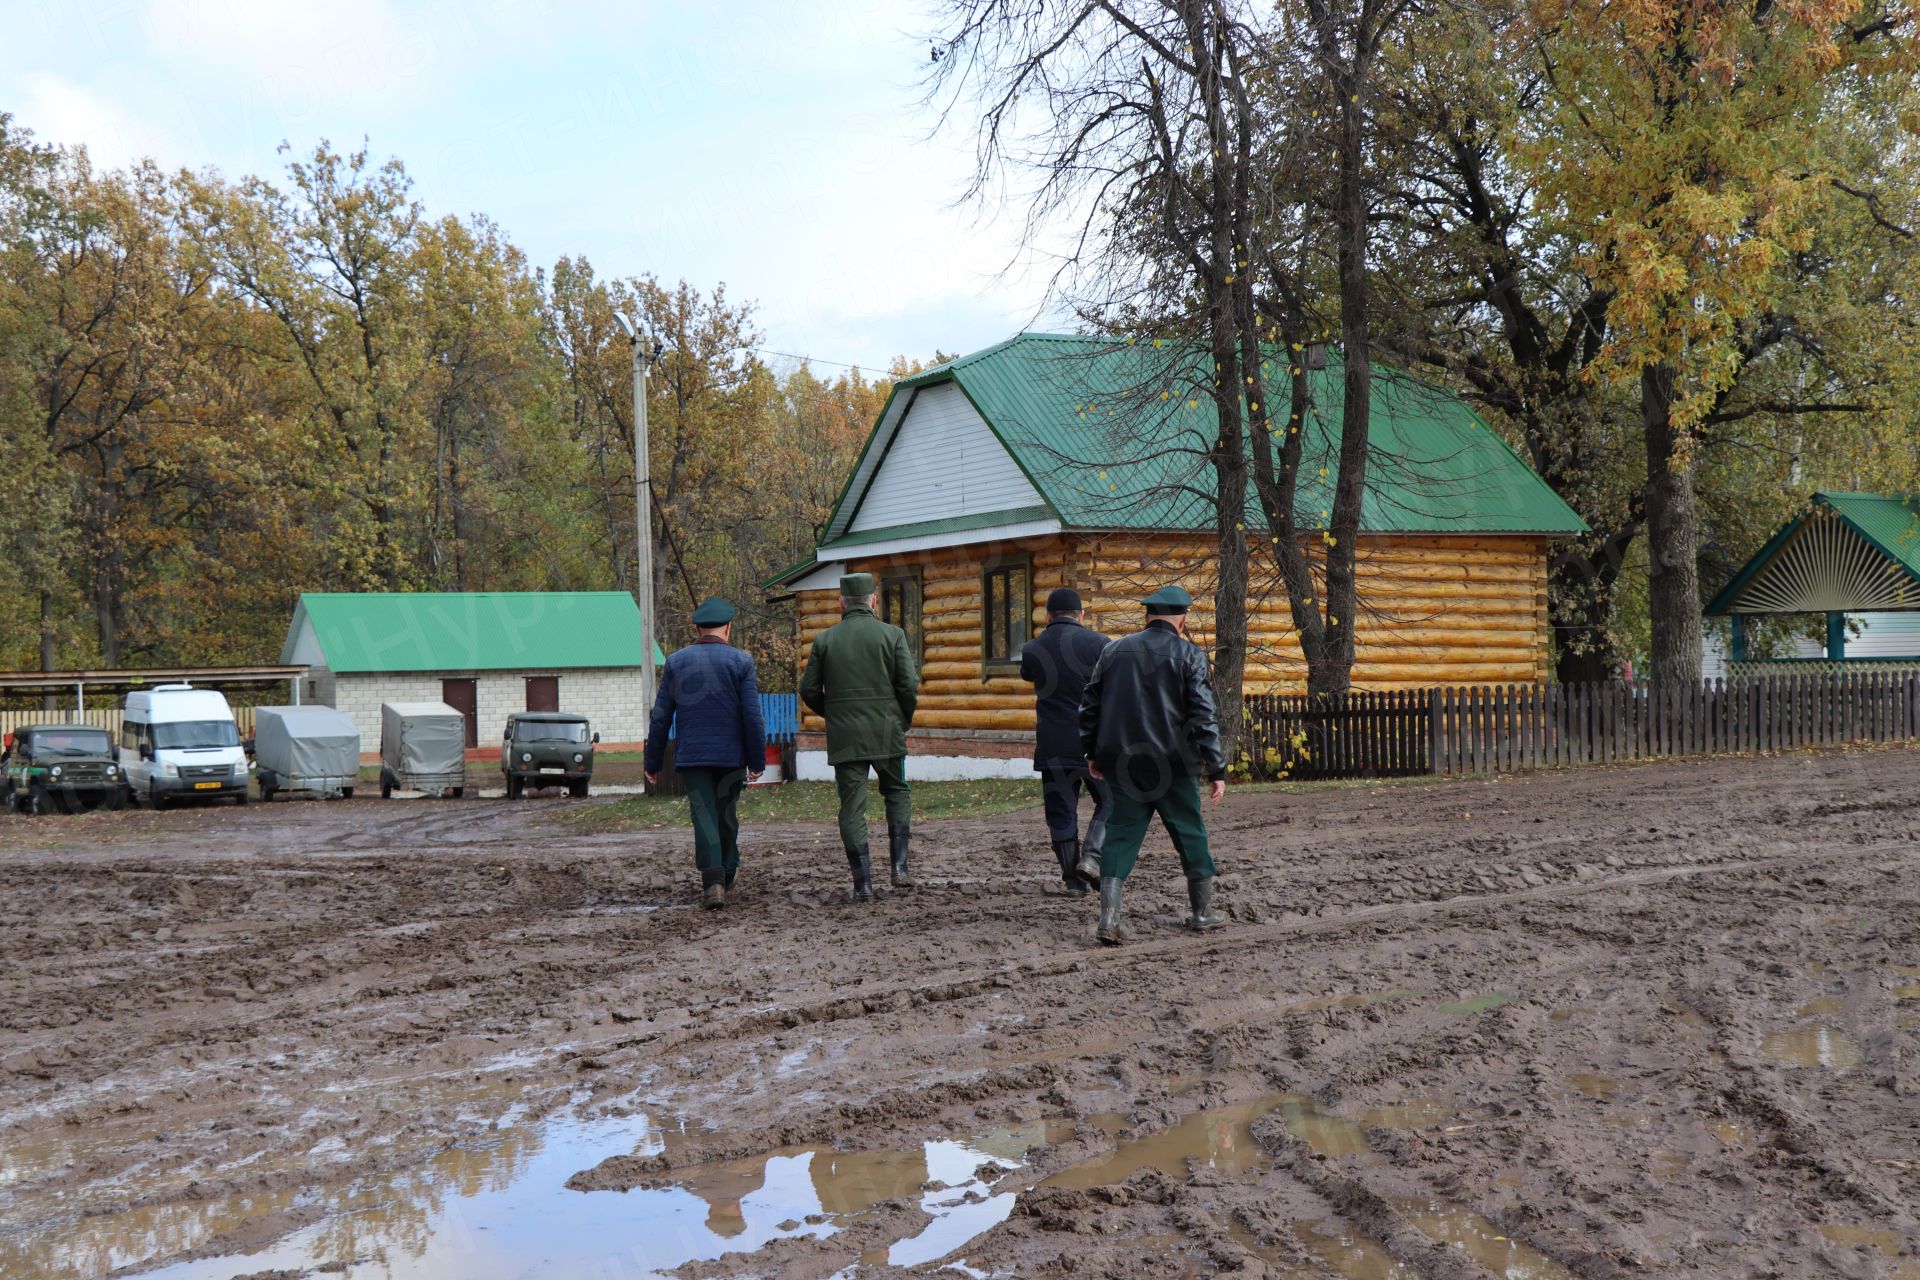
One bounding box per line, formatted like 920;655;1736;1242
799;572;920;901
1075;584;1227;943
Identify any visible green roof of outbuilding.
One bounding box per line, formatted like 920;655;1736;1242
284;592;665;673
825;333;1586;541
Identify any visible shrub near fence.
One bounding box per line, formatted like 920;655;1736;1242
1247;672;1920;780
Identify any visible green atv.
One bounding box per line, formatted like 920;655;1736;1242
3;723;126;815
500;712;599;799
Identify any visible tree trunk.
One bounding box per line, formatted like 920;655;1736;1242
1209;325;1250;766
40;588;58;712
1642;362;1703;685
1306;25;1374;702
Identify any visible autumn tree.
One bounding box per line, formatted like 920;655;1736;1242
1520;0;1917;681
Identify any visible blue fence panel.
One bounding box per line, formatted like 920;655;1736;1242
664;692;799;743
761;693;799;743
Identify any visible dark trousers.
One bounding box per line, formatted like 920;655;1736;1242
1040;764;1108;850
682;766;747;886
834;757;910;852
1098;767;1215;882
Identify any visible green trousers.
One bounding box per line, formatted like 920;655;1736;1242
682;766;747;886
1098;770;1216;882
833;757;911;852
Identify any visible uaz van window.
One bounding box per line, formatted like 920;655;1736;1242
514;722;588;743
153;720;241;750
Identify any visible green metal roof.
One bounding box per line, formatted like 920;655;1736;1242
1707;494;1920;615
826;333;1585;542
284;592;665;673
819;505;1055;554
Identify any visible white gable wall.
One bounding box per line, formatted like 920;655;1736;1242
846;382;1044;533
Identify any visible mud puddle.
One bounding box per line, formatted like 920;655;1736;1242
1042;1092;1454;1190
1391;1196;1576;1278
1761;1022;1863;1069
99;1113;1064;1279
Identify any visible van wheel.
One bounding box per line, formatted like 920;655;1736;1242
25;785;47;816
149;785;168;811
569;780;589;798
233;790;249;806
505;776;521;800
105;788;124;811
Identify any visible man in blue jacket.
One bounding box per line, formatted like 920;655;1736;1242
645;598;766;908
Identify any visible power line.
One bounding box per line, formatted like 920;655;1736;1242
744;346;891;372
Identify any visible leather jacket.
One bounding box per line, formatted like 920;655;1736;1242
1077;619;1227;783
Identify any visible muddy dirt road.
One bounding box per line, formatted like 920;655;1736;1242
3;748;1919;1279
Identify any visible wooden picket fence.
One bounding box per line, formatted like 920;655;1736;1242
0;706;259;743
1247;672;1920;780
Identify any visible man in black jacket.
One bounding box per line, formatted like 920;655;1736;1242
1075;584;1227;944
1019;587;1110;896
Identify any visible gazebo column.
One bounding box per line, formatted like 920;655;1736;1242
1826;611;1847;660
1730;615;1748;663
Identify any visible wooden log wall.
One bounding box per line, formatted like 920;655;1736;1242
794;537;1071;732
1070;531;1549;692
794;530;1552;734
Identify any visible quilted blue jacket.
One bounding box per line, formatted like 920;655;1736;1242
644;638;766;773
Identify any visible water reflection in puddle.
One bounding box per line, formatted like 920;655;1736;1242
1391;1197;1577;1279
33;1105;1063;1280
1440;992;1516;1015
1041;1093;1453;1190
1819;1223;1920;1276
1566;1072;1619;1100
1762;1023;1863;1069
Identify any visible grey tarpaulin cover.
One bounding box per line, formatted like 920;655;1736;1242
254;705;360;784
380;702;467;777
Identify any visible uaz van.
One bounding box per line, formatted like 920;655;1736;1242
120;685;252;807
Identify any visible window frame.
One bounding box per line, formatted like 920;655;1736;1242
979;554;1033;675
877;567;925;665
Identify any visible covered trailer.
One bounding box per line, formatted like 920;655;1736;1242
379;701;468;799
253;705;360;800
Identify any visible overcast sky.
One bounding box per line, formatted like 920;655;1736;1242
2;0;1059;372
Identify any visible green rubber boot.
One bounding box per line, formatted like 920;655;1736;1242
1096;876;1127;945
1186;876;1225;931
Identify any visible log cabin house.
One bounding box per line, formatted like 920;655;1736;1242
768;334;1586;779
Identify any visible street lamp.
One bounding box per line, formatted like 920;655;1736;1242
612;312;667;735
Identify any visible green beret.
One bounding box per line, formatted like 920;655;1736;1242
840;572;876;597
1141;584;1193;611
691;597;735;626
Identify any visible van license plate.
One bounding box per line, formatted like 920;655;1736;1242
193;781;220;790
539;767;564;774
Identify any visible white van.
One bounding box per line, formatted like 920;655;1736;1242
120;684;252;807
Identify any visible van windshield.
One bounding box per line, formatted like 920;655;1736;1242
154;720;241;750
514;721;588;743
35;730;111;755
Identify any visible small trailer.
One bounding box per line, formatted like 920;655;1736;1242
378;701;468;799
253;705;359;800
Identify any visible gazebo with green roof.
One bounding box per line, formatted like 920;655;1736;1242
1706;493;1920;671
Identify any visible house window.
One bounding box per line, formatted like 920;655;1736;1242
981;557;1031;670
879;570;923;663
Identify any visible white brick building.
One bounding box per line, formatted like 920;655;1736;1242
282;592;662;755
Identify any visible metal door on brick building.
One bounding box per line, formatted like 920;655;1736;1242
441;678;478;747
525;676;558;713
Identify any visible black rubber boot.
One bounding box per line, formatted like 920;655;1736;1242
888;826;914;889
1186;876;1225;931
701;868;726;910
1096;876;1127;945
1053;838;1087;895
847;847;873;902
1074;846;1102;887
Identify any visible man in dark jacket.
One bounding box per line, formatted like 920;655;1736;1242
1076;584;1227;944
1019;587;1110;895
799;572;920;901
645;598;766;909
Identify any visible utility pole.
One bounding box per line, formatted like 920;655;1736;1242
614;314;666;729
